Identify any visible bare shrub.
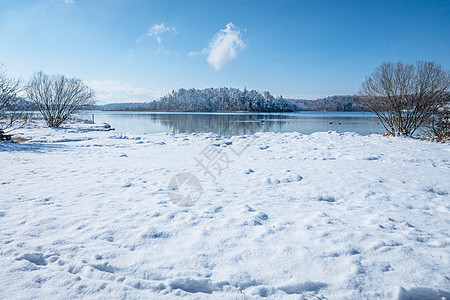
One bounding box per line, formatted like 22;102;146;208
26;72;95;128
359;61;449;136
0;65;26;138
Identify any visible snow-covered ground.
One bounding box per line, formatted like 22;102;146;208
1;120;449;299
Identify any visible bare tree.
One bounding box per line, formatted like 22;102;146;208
26;72;95;128
359;61;449;136
427;100;450;142
0;65;25;139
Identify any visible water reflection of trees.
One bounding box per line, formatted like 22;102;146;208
147;113;292;136
98;112;385;136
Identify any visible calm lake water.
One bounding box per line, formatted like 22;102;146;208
83;111;386;136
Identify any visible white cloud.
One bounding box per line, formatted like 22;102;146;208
203;23;246;71
137;23;177;45
64;0;75;4
89;80;170;104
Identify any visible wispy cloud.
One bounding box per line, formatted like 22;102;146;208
137;23;177;45
64;0;75;4
89;80;170;104
194;23;246;71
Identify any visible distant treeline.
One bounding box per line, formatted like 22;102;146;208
288;95;364;111
100;88;295;112
97;88;364;112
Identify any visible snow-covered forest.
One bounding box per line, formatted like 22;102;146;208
100;88;296;112
291;95;363;111
98;88;363;112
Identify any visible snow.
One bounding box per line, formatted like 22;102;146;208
1;120;449;299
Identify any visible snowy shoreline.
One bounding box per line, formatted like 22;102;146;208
1;121;449;299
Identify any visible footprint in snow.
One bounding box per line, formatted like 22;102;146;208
122;179;133;188
317;196;336;203
15;253;47;266
266;177;281;185
242;205;255;212
253;212;269;225
91;262;116;274
266;172;303;185
141;227;170;239
213;206;223;213
242;212;269;226
425;187;448;196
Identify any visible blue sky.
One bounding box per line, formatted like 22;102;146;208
1;0;449;104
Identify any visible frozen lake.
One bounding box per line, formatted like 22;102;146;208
83;111;387;136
